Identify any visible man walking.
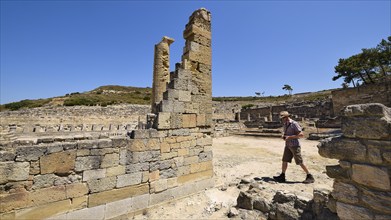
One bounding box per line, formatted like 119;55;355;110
273;111;315;184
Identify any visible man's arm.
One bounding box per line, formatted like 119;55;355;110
285;131;304;140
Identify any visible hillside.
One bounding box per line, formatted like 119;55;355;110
0;85;152;111
0;85;335;111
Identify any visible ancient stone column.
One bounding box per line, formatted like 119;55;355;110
152;36;174;113
182;8;212;126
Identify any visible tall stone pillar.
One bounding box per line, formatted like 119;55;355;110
152;36;174;113
182;8;212;126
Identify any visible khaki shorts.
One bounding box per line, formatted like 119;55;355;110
282;145;303;165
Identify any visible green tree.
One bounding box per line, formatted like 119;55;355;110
333;36;391;87
282;84;293;95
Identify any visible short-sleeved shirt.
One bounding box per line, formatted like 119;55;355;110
283;119;302;147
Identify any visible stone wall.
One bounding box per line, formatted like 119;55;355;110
0;130;214;219
240;100;334;128
0;8;214;220
332;80;391;115
0;104;150;136
318;103;391;219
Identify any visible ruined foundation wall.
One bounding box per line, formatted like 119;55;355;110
318;103;391;219
332;80;391;115
0;129;213;219
0;104;150;135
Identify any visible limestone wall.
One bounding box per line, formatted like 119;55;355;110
0;104;150;136
332;80;391;115
318;103;391;219
0;129;213;219
240;100;334;128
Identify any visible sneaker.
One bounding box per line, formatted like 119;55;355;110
273;173;286;183
303;174;315;184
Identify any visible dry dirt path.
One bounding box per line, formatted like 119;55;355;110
133;136;338;219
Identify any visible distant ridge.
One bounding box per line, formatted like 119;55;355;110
0;85;335;111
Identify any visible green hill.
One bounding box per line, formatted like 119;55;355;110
0;85;152;111
0;85;334;111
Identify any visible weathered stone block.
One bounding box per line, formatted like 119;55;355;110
336;202;374;220
183;24;211;39
0;162;30;184
317;137;366;161
116;172;142;188
160;168;177;179
65;183;88;198
325;165;349;179
0;150;15;162
236;191;254;210
156;112;171;129
177;169;213;185
183;156;199;165
276;203;300;220
15;199;75;220
132;151;160;163
31;174;57;190
352;164;390;190
361;188;391;214
40;150;76;175
88;183;149;207
160;141;170;153
87;176;116;193
29;185;67;206
170;113;183;129
178;165;191;176
75;156;101;172
65;203;105;220
178;91;191;102
62;142;77;150
104;197;132;219
199;151;213;162
197;114;206;126
168;78;189;91
130;130;149;139
77;140;99;149
90;148;116;156
101;153;119;168
167;177;178;189
332;181;359;204
190;161;213;173
196;136;213;146
177;148;189;157
182;114;197;128
341;104;391;140
126;162;149;173
106;165;125;177
82;169;106;181
150;179;168;193
111;137;128;148
16;146;46;161
46;143;63;154
0;190;32;213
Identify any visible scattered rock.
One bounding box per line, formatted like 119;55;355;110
227;207;239;218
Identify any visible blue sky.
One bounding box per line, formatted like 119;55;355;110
1;0;390;104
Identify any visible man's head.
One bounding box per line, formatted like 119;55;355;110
280;111;291;122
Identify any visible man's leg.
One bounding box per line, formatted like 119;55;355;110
299;163;309;174
282;161;288;173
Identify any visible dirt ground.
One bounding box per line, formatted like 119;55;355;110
133;136;338;220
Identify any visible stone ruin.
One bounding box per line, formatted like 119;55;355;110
318;103;391;219
0;8;213;219
234;103;391;220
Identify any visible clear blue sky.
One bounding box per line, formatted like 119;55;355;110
1;0;390;104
